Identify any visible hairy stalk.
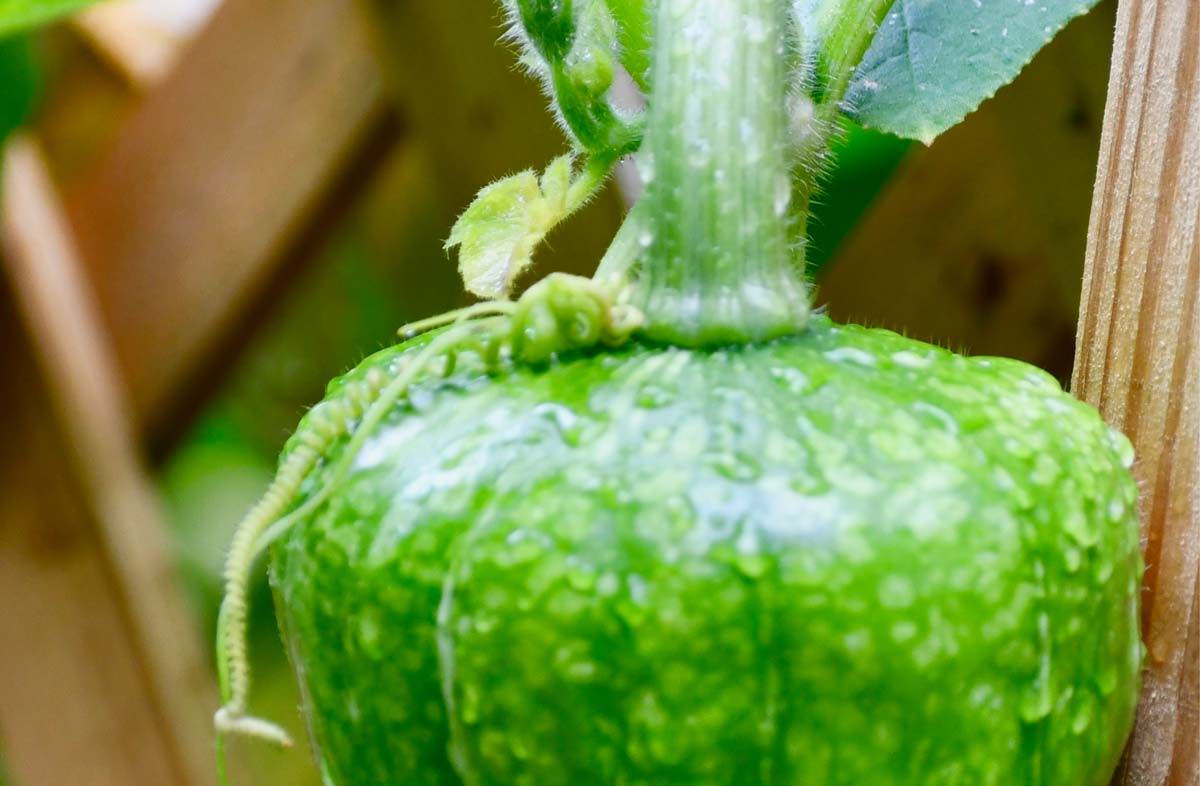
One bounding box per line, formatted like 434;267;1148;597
804;0;894;117
625;0;808;345
604;0;896;346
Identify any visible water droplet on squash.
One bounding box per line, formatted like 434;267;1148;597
1071;692;1096;733
892;350;933;369
1030;454;1060;486
357;608;383;658
1063;506;1098;547
823;346;877;366
891;620;918;643
1109;429;1136;468
1019;679;1053;722
879;575;916;608
472;613;498;634
1096;664;1119;696
597;572;619;597
554;643;598;682
843;628;872;655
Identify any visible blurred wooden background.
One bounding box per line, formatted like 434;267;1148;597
0;0;1193;784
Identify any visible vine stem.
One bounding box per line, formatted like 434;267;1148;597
613;0;894;346
629;0;807;346
807;0;895;115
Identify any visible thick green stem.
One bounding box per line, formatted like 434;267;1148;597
629;0;806;346
609;0;895;346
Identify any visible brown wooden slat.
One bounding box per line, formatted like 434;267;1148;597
0;136;212;786
73;0;184;89
66;0;393;437
0;388;184;786
0;0;401;780
1072;0;1200;782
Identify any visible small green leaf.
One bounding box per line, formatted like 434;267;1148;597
447;170;544;300
0;0;94;38
448;155;603;300
844;0;1100;143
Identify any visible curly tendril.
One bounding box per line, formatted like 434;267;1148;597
214;274;641;784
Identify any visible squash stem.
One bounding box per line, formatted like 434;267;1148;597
628;0;802;345
620;0;891;346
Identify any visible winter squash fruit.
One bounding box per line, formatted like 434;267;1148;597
215;1;1142;784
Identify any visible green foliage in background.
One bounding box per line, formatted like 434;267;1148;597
807;121;913;275
0;0;93;38
0;34;37;141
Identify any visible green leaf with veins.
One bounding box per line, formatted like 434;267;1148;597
0;0;93;37
844;0;1100;144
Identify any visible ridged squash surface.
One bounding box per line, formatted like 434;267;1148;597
271;318;1142;786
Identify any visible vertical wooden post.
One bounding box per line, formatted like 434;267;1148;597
66;0;392;436
0;136;215;786
1072;0;1199;781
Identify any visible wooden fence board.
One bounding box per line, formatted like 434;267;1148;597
0;137;212;786
0;0;399;781
1072;0;1200;782
66;0;394;437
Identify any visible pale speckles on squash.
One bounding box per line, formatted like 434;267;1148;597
271;317;1141;786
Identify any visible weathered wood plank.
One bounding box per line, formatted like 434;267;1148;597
1072;0;1200;782
73;0;183;88
0;136;212;786
66;0;394;437
0;403;185;786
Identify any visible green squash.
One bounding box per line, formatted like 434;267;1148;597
213;2;1144;782
269;317;1141;786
